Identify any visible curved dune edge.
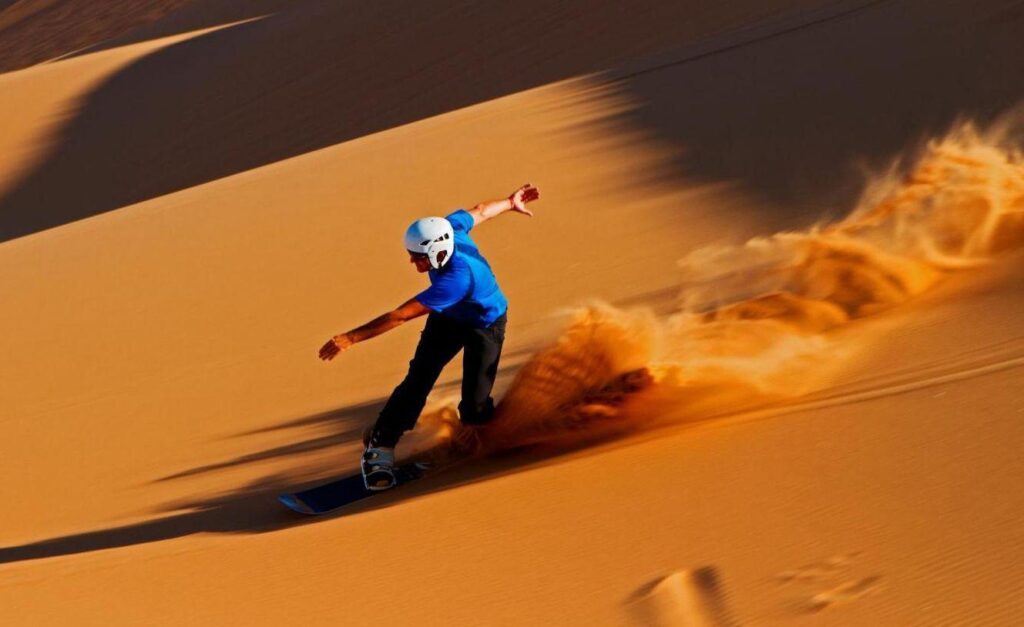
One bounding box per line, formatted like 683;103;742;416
0;17;262;199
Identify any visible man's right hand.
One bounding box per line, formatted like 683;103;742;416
318;299;428;362
319;333;353;361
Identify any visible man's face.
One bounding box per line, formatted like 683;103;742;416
409;252;431;273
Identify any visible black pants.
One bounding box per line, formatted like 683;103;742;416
369;311;507;448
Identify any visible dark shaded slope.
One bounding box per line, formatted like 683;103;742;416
599;0;1024;225
0;0;822;241
0;0;195;73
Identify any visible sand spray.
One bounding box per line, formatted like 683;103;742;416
410;115;1024;459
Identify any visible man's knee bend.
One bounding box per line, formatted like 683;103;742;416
398;364;443;393
459;398;495;426
391;378;433;407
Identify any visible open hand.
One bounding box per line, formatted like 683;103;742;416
509;183;540;216
318;333;353;361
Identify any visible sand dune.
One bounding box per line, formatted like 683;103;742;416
0;0;194;72
0;0;826;241
1;0;1023;625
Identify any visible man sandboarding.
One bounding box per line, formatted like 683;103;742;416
318;184;541;491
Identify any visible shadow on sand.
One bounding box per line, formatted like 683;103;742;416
0;316;656;568
585;0;1024;229
0;394;391;565
0;405;617;567
12;1;1023;241
1;0;798;241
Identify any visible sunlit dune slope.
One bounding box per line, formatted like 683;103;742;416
1;0;1023;625
0;65;739;547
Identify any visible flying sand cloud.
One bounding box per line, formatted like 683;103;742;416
414;112;1024;460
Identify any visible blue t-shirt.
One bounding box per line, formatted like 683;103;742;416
415;209;508;327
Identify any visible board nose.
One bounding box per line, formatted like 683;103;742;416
278;494;316;516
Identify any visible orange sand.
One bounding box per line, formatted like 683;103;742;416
1;1;1023;624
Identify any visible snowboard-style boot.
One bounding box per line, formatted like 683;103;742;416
361;445;396;491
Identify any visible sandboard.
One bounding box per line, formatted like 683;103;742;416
278;463;427;515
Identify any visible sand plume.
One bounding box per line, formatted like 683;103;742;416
430;116;1024;454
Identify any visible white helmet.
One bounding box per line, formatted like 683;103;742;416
404;217;455;269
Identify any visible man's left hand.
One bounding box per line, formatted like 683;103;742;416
509;183;540;216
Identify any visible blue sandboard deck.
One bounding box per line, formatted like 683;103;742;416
278;463;427;515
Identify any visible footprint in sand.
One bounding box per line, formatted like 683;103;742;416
775;552;859;583
806;576;884;612
775;553;883;614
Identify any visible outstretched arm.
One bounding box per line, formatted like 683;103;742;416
467;183;540;227
318;297;429;361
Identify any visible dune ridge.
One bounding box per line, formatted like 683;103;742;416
0;0;195;73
